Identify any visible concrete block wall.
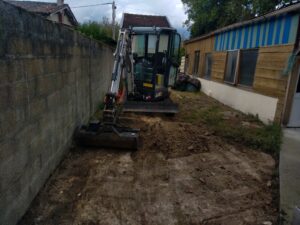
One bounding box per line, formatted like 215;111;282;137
0;1;113;224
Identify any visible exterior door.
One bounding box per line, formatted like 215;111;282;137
288;70;300;127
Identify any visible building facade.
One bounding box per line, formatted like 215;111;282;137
7;0;78;27
184;3;300;126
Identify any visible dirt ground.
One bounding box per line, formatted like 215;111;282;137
19;91;278;225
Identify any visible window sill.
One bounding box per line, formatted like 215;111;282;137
236;84;254;92
224;80;235;85
221;81;254;93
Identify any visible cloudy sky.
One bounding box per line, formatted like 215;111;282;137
18;0;190;38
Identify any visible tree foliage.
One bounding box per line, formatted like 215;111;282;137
77;17;119;46
182;0;293;37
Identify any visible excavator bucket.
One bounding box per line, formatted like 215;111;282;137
123;99;179;114
75;122;139;150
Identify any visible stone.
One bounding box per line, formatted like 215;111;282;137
242;121;251;127
262;221;272;225
188;145;194;151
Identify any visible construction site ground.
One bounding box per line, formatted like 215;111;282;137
19;91;278;225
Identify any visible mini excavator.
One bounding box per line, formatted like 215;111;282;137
75;14;181;150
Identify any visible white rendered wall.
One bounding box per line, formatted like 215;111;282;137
199;78;278;123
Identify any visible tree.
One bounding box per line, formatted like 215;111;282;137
182;0;290;38
77;17;119;46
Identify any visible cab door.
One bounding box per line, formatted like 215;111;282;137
168;33;181;87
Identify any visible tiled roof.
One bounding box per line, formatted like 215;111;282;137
7;1;66;14
6;1;78;26
122;13;171;29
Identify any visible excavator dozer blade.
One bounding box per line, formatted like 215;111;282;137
123;99;179;114
75;122;139;150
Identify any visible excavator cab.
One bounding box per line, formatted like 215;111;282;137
123;27;181;113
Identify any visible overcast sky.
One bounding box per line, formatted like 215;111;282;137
17;0;190;38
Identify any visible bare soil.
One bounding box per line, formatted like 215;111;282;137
19;91;278;225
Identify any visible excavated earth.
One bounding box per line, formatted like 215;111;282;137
19;91;278;225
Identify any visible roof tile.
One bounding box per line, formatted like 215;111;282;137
122;13;171;28
7;1;66;14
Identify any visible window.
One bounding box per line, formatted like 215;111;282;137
238;49;259;87
193;51;200;75
171;34;181;60
224;50;239;84
168;66;177;87
159;34;169;53
132;35;145;57
223;48;258;87
148;35;157;54
204;53;212;79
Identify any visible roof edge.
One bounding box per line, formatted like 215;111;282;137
122;12;171;28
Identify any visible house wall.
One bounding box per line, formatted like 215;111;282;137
211;51;227;82
47;12;73;26
184;36;214;76
199;78;278;123
0;2;113;225
254;44;295;122
184;39;296;123
195;44;294;122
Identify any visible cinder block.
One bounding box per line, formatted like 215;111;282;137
23;58;44;80
0;107;27;139
43;44;52;55
0;183;31;225
8;82;28;106
67;71;76;85
0;178;23;225
7;37;26;56
0;85;9;109
27;78;38;100
14;122;39;149
43;58;58;75
0;60;25;83
0;60;9;84
31;39;45;56
55;73;64;90
0;141;16;164
0;144;29;196
46;91;59;111
28;98;47;120
58;59;69;73
36;75;56;97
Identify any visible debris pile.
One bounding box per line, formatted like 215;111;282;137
174;73;201;92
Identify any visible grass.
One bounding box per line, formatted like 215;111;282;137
182;106;282;154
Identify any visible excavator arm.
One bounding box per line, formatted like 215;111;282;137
75;29;139;150
103;30;130;123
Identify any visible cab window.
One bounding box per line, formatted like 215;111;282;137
132;35;145;57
